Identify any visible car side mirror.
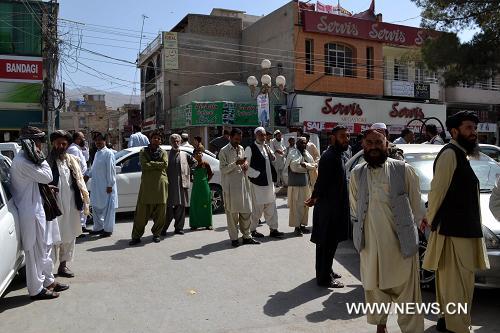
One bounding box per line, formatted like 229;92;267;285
115;165;122;174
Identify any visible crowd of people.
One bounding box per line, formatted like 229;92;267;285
8;110;500;333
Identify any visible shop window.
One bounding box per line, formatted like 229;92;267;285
366;47;374;79
324;43;355;77
394;59;408;81
305;39;314;74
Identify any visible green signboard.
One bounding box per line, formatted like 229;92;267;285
191;102;223;126
234;103;258;126
0;82;42;110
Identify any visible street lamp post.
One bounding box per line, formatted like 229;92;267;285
247;59;286;129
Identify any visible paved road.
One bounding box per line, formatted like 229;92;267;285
1;198;499;333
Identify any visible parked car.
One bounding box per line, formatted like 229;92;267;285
479;144;500;163
0;142;21;161
101;145;224;214
345;144;500;288
0;154;24;297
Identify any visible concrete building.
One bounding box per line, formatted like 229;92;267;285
137;9;261;135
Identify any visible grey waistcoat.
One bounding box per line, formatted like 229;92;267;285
351;159;419;258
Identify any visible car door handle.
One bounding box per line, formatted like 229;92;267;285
8;224;15;235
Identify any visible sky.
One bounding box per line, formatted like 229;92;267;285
58;0;475;98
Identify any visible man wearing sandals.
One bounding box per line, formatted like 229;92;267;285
11;126;69;300
349;129;424;333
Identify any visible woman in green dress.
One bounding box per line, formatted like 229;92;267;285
190;145;214;230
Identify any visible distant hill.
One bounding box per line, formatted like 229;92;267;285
66;86;140;109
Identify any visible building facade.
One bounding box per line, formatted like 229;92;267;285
0;0;59;143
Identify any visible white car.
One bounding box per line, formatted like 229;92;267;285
479;144;500;163
0;154;24;297
110;145;224;214
0;142;21;161
345;144;500;288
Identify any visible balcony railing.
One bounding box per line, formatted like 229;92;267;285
138;34;162;64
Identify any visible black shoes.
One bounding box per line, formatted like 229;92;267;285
300;226;310;234
89;229;103;235
294;227;303;237
99;231;112;238
269;229;284;238
152;236;161;243
49;282;70;292
57;267;75;278
231;240;239;247
82;226;92;233
174;230;184;235
331;272;342;279
317;279;344;288
251;231;265;238
242;238;261;245
129;238;141;246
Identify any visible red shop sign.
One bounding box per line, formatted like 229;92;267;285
321;97;363;116
303;11;431;47
389;102;425;119
0;56;43;82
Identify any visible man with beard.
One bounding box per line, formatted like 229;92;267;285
11;126;69;299
245;127;284;239
87;133;118;237
130;130;168;245
285;137;317;236
350;129;424;333
48;131;90;277
270;130;286;188
67;131;90;234
422;111;489;333
219;128;260;247
305;126;350;288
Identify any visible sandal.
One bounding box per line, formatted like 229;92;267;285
47;282;70;292
30;288;60;300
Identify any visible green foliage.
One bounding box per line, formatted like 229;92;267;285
412;0;500;86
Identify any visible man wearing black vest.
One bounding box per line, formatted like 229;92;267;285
245;127;284;238
422;111;490;333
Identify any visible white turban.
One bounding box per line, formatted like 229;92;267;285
254;127;266;135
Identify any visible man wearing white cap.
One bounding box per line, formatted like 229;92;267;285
270;130;286;187
180;133;194;148
370;123;405;161
245;127;284;238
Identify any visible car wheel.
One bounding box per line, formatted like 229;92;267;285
210;184;224;214
418;234;435;289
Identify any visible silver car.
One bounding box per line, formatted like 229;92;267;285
345;144;500;288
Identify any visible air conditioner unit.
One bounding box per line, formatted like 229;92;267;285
332;67;344;77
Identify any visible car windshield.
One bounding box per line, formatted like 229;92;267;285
114;149;133;160
405;153;500;193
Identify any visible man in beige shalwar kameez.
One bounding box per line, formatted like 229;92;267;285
422;111;489;333
284;137;316;236
219;128;260;247
350;129;424;333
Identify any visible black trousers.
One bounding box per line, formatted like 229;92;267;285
315;241;339;285
163;204;186;233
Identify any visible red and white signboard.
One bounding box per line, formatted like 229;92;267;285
303;11;433;47
0;55;43;83
294;94;446;133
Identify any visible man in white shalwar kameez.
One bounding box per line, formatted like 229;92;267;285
67;131;90;233
48;131;90;278
284;137;316;236
270;130;286;187
88;133;118;237
11;126;69;299
245;127;284;239
350;129;424;333
219;128;260;247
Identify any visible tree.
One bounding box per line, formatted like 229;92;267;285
412;0;500;86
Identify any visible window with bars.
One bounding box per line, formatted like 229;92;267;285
394;59;408;81
305;39;314;74
324;43;355;77
366;47;374;79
